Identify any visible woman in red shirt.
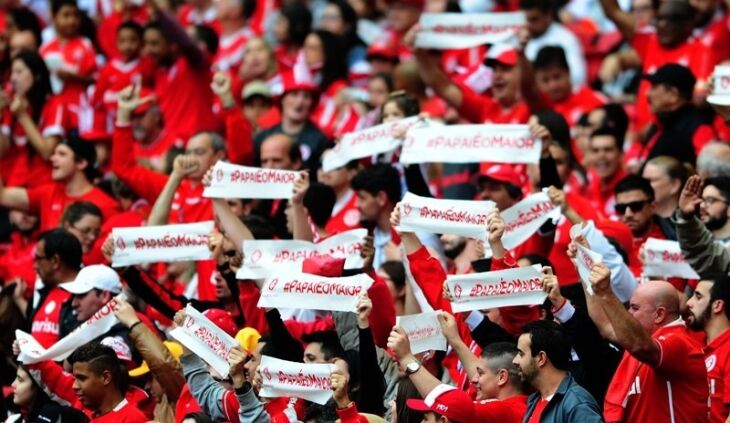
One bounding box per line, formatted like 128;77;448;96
0;50;66;188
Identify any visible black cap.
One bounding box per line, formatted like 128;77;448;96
643;63;696;100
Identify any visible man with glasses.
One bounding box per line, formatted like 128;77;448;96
699;176;730;246
23;229;82;348
614;174;673;276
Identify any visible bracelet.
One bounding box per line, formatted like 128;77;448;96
129;321;143;331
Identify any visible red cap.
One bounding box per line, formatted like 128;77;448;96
484;44;518;67
478;163;526;188
366;40;399;61
406;385;476;421
302;254;346;277
595;219;634;258
280;66;317;97
203;308;238;337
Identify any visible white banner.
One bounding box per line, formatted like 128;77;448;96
17;295;125;364
259;356;335;405
237;229;367;279
446;265;545;312
401;124;540;165
415;12;525;49
570;223;603;296
203;161;299;199
396;312;447;354
258;272;374;312
169;304;239;377
501;191;561;251
643;238;700;279
396;192;495;238
111;221;214;267
322;117;422;172
709;66;730;106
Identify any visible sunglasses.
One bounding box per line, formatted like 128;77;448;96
614;200;648;215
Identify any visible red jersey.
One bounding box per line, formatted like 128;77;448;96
630;221;666;277
0;95;68;188
458;87;531;124
30;286;71;348
586;168;626;220
705;329;730;423
213;27;253;72
178;3;221;34
631;29;712;132
27;182;120;232
97;9;150;59
526;398;549;423
39;36;97;105
91;399;147;423
92;58;155;118
154;56;216;143
311;79;348;139
548;85;607;127
604;320;709;423
325;190;361;235
695;11;730;71
475;395;529;423
550;193;601;285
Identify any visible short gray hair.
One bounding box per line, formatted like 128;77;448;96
697;142;730;178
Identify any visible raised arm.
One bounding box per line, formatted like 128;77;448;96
0;179;29;211
598;0;636;40
156;10;206;68
291;172;314;241
413;48;463;109
211;72;254;165
439;312;481;379
147;154;199;225
203;167;255;249
390;202;422;254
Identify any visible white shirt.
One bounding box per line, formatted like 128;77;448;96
525;22;587;87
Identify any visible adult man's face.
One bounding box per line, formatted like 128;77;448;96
33;240;56;284
355;190;382;222
535;65;572;104
472;358;501;401
281;90;313;124
72;290;109;322
186;134;220;180
387;2;420;33
491;63;519;104
700;185;729;231
655;1;695;48
50;144;81;182
615;190;655;235
686;280;713;331
477;180;516;211
440;234;466;260
72;362;106;410
303;342;327;363
260;135;295;170
590;135;621;181
627;287;660;333
513;334;539;384
143;28;172;66
647;83;678;114
523;7;552;37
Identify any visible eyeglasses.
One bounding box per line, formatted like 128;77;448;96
72;225;100;237
702;197;728;206
614;200;649;215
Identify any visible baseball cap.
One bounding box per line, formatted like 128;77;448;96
203;308;238;337
478;163;526;188
406;384;476;421
101;336;133;363
484;44;518;68
129;341;183;377
61;264;122;295
366;40;399;61
302;254;346;277
242;80;272;102
643;63;696;100
235;327;261;354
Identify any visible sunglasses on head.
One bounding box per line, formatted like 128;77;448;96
614;200;648;215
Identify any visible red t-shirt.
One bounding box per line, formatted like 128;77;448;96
325;190;361;235
0;95;68;188
96;9;150;59
39;36;97;104
706;329;730;423
527;398;549;423
475;395;528;423
0;232;37;290
91;399;148;423
604;320;709;423
548;85;607;127
154;56;216;143
458;88;531;124
92;58;155;117
696;12;730;71
26;182;121;232
631;29;712;132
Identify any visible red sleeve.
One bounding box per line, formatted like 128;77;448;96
111;125;169;203
92;67;111;108
513;231;555;260
40;97;66;138
406;246;452;313
692;124;717;155
27;360;82;408
77;39;97;76
457;88;494;124
223;105;254;165
655;333;693;374
283;315;336;339
26;184;53;216
336;403;369;423
365;271;396;348
238;281;270;335
489;252;518;271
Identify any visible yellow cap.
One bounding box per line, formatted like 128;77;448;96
235;327;261;353
128;341;184;377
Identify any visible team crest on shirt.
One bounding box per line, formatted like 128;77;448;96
44;300;56;314
706;354;717;372
344;210;360;227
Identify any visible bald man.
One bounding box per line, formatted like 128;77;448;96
587;264;708;423
697;142;730;179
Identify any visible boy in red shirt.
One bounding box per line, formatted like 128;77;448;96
68;342;148;422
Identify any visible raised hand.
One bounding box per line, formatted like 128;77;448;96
588;263;612;296
547;185;567;212
228;345;248;389
541;266;565;309
291;171;310;206
361;235;374;271
356;292;372;329
678;175;703;218
390;203;402;228
172;154;200;180
113;299;141;328
211;72;235;108
387;326;413;363
330;368;351;408
101;234;115;263
437;311;459;343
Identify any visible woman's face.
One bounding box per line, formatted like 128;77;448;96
65;213;102;254
12;367;35;407
382;100;406;123
303;33;324;68
368;77;390;109
274;15;289;44
320;4;346;35
10;59;34;96
241;38;272;79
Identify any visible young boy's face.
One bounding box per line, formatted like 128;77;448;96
53;4;80;38
117;28;141;61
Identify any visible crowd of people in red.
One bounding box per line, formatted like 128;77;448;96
0;0;730;421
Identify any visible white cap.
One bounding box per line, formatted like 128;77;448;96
61;265;122;295
101;336;133;362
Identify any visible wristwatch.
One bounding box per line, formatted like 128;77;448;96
405;360;421;375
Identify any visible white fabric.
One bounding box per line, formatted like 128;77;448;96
111;221;214;267
446;265;545;312
396;192;495;239
570;223;604;296
203;161;299;199
643;238;700;279
259;356;335;405
524;22;586;87
415;12;525;49
396;311;447;353
257;272;374;312
580;221;637;302
708;65;730;106
500;191;561;251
